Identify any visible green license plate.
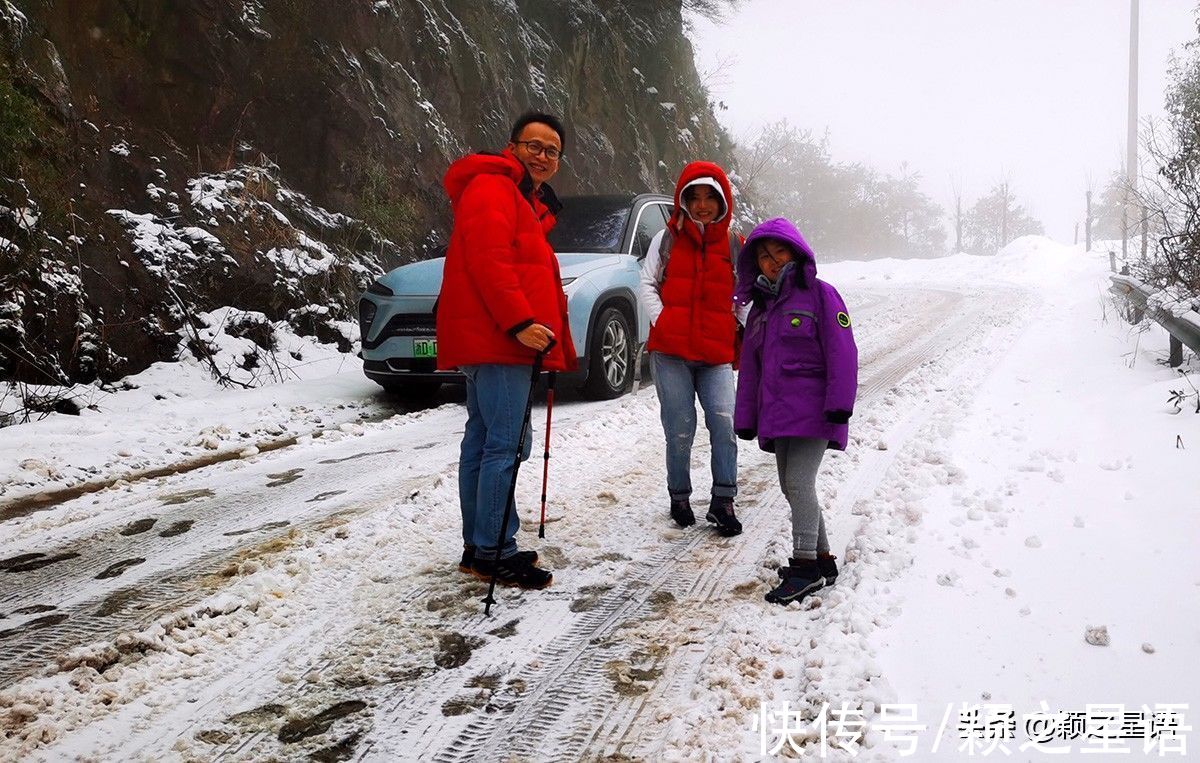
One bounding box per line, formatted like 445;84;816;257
413;338;437;358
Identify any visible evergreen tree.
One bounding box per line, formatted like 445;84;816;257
961;182;1044;254
1091;173;1132;241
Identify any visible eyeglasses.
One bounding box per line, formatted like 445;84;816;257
514;140;563;161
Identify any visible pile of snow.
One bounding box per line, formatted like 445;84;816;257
106;210;222;279
0;314;375;505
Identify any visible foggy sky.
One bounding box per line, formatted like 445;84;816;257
691;0;1196;247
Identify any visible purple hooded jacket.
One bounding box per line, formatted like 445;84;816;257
733;218;858;452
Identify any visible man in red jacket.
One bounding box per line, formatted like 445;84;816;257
437;111;576;590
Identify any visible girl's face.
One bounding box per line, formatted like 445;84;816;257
756;239;794;282
684;185;721;224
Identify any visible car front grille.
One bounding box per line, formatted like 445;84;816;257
361;312;436;351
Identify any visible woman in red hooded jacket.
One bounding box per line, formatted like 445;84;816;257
639;161;744;535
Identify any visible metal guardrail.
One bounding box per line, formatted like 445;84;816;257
1109;274;1200;367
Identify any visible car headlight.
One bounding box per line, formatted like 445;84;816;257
561;277;576;287
359;298;377;330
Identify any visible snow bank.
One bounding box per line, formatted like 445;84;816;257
824;236;1100;292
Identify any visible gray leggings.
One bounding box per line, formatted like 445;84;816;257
775;437;830;560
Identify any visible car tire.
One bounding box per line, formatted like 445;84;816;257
583;306;634;400
380;380;441;400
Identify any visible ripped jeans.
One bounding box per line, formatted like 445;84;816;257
650;352;738;501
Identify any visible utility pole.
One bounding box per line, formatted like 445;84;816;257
1001;180;1009;249
1086;189;1093;252
1122;0;1139;262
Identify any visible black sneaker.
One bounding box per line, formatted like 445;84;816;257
471;554;553;590
817;553;838;586
669;498;696;527
765;558;825;605
459;546;538;574
705;496;742;536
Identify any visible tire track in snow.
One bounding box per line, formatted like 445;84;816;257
0;409;479;687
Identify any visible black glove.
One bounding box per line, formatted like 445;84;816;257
825;410;852;424
735;428;756;440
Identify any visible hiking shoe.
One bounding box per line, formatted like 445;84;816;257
471;554;553;590
765;558;825;605
705;496;742;536
669;498;696;527
817;553;838;586
459;546;538;574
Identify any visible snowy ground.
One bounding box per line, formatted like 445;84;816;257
0;308;401;513
0;237;1195;761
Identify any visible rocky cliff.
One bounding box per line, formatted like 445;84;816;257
0;0;736;388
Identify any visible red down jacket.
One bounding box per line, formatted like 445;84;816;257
645;161;738;365
436;149;576;373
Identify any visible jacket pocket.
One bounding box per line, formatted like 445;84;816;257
782;310;818;337
778;310;824;377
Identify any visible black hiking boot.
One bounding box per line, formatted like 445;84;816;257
705;496;742;536
817;553;838;586
765;558;825;605
471;553;553;590
459;546;537;574
670;498;696;527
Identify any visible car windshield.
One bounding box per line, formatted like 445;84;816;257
546;198;631;253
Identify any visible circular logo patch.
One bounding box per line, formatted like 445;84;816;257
836;311;852;328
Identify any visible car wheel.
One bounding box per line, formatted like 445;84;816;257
583;306;634;399
380;380;441;400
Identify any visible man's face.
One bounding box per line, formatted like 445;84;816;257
508;122;562;187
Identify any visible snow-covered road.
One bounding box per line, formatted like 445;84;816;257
2;239;1195;761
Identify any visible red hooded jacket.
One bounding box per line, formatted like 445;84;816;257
646;161;738;365
436;150;576;373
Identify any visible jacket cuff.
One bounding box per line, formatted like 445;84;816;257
507;319;535;338
825;410;852;425
735;428;756;441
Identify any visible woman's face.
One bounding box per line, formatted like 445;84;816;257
684;185;721;224
756;239;794;282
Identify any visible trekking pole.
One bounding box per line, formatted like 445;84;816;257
537;371;557;539
483;340;554;617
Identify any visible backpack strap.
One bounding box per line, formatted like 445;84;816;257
653;227;674;283
729;230;743;286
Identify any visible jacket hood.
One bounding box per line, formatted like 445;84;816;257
670;161;734;242
735;217;818;305
444;150;523;206
443;149;562;216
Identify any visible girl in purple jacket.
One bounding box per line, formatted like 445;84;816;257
733;218;859;606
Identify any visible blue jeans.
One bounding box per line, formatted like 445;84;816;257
459;364;534;561
651;352;738;501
